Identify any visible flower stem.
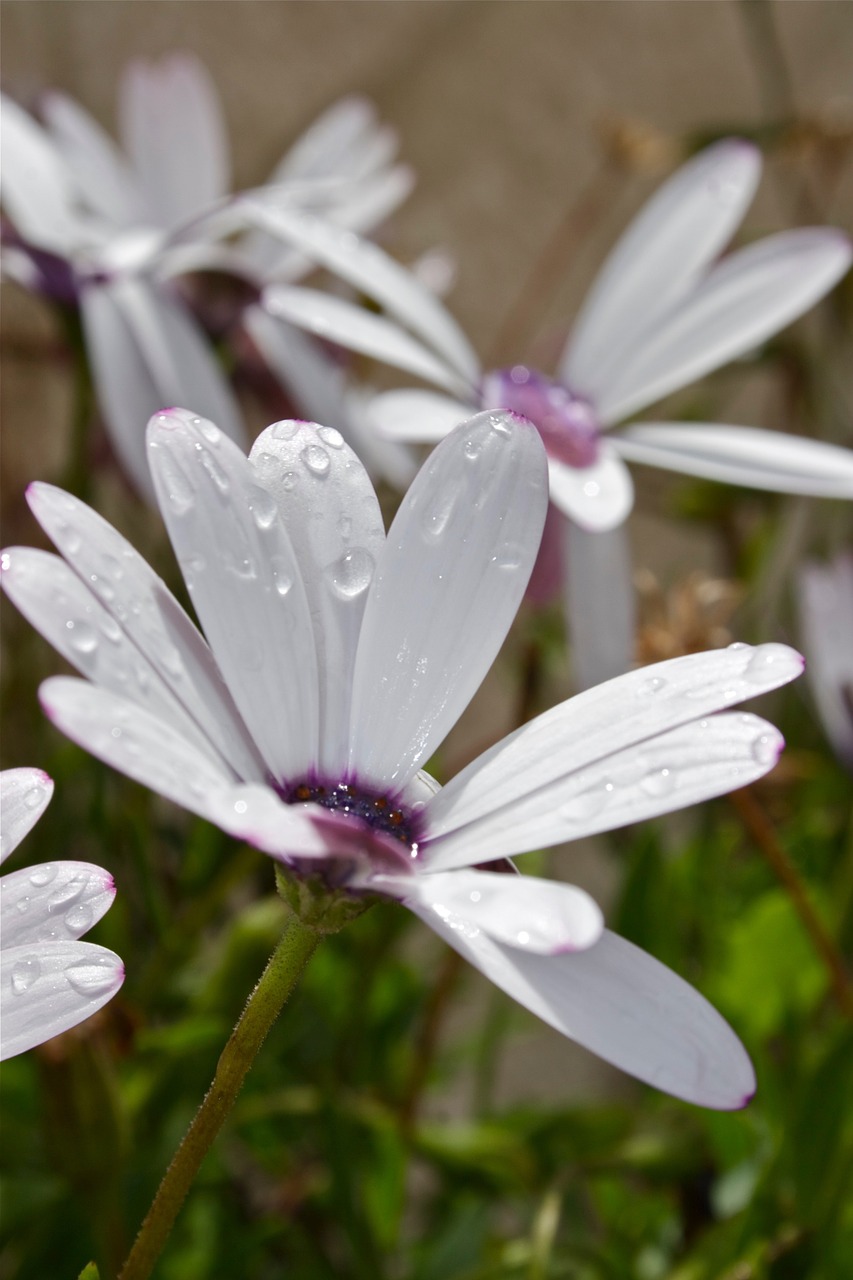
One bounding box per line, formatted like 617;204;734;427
118;914;323;1280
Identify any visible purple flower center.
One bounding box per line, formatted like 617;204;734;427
481;366;600;469
282;778;418;848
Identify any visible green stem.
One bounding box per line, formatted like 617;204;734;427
118;914;323;1280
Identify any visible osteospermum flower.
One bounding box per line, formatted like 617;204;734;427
0;53;412;497
253;140;853;681
0;768;124;1060
2;408;804;1107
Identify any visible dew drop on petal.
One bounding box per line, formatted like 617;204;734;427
99;615;123;644
66;620;98;655
727;641;748;651
463;437;481;462
200;450;230;494
638;676;667;696
561;789;608;822
301;444;331;477
272;420;299;440
318;426;344;449
64;956;119;997
48;876;88;913
745;647;781;683
281;471;298;492
752;734;778;766
10;957;41;994
489;414;512;438
16;898;30;914
250;489;279;530
65;903;93;933
640;767;675;798
158;457;195;515
197;419;221;444
516;930;531;946
326;548;375;600
30;864;57;887
421;490;456;542
24;787;46;810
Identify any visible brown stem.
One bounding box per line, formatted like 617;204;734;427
729;787;853;1020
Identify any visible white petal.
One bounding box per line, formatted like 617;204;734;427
324;165;415;238
147;409;319;784
270;96;382;184
0;769;53;864
263;286;468;396
207;784;354;860
370;388;477;442
562;141;761;395
349;411;549;789
612;423;853;498
1;861;115;947
564;520;636;690
546;443;635;531
597;228;853;424
409;914;755;1109
0;940;124;1061
39;677;235;824
118;53;229;228
250;419;386;776
248;204;480;382
0;94;81;253
42;91;144;227
379;869;603;954
23;482;263;781
80;278;245;501
797;555;853;770
423;642;803;864
425;711;785;867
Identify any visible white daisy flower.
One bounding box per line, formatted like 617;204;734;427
797;552;853;772
2;407;804;1108
0;53;412;498
0;767;124;1060
253;140;853;683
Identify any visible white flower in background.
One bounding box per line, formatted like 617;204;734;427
0;53;412;498
797;552;853;772
0;768;124;1060
254;140;853;685
2;407;805;1107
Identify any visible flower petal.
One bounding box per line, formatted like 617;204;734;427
380;869;603;954
118;53;229;227
546;442;635;531
23;482;263;781
0;94;81;253
271;96;392;185
39;677;235;824
409;915;755;1109
0;940;124;1061
1;861;115;947
0;769;53;865
597;228;853;424
423;642;803;865
147;409;319;784
612;422;853;498
80;278;245;501
562;141;761;396
249;204;480;382
263;286;469;396
42;91;144;227
249;419;386;776
797;554;853;770
564;520;636;690
349;411;549;789
370;388;477;441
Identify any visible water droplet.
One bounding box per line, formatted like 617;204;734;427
582;480;600;498
250;489;278;530
99;615;122;644
281;471;298;492
752;734;778;766
90;574;115;602
516;930;531;946
638;676;667;696
495;544;523;570
421;491;456;541
10;957;41;994
489;414;512;437
158;458;194;515
561;789;608;822
197;418;221;444
64;957;119;997
318;426;344;449
30;864;57;887
272;420;299;440
745;647;780;684
727;641;748;651
269;555;293;597
640;767;675;798
66;619;98;655
56;521;82;555
16;897;30;914
48;875;88;912
65;903;93;933
301;444;331;477
463;438;481;461
200;450;230;494
326;548;375;600
24;788;45;810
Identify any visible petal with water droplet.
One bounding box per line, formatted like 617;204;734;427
0;768;54;865
0;940;124;1061
1;860;115;947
